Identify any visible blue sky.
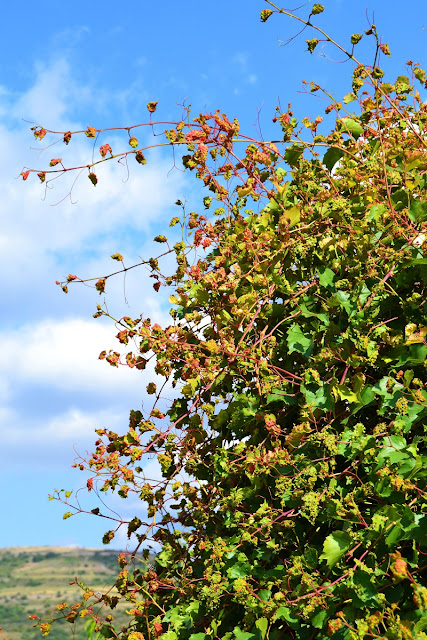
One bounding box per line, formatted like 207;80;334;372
1;0;427;549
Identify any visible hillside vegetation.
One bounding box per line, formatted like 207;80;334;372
0;547;130;640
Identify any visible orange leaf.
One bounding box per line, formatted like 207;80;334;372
147;101;158;113
100;143;112;158
85;126;97;138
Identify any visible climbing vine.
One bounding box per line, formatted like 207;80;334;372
21;3;427;640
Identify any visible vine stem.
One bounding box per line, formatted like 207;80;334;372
264;0;427;148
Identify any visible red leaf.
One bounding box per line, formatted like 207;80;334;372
116;330;129;345
34;128;47;141
49;158;62;167
21;171;30;180
100;143;112;158
106;352;120;367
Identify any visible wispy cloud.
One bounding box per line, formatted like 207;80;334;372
232;51;258;88
0;61;187;517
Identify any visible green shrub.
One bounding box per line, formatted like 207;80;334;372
24;4;427;640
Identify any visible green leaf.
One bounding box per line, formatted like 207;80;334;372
266;390;297;405
376;447;409;467
386;344;427;367
318;267;336;290
299;301;329;325
335;384;358;404
311;609;328;629
159;633;178;640
273;607;299;626
367;204;387;221
233;628;256;640
409;199;427;222
284;145;304;167
414;617;427;634
352;571;378;605
311;4;324;15
413;515;427;546
287;324;314;358
254;618;268;640
302;383;334;411
228;561;252;578
320;531;352;568
352;385;375;412
85;619;101;640
323;147;344;171
357;284;371;305
385;523;404;546
388;435;407;449
181;376;200;397
395;75;411;92
336;290;354;315
343;92;357;104
398;457;417;477
338;117;363;139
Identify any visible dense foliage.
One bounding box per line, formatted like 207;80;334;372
21;3;427;640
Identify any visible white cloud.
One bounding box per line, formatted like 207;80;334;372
2;407;122;446
230;52;258;91
0;56;199;551
15;59;73;125
0;315;171;395
232;52;248;68
0;403;122;472
0;58;187;314
0;314;178;473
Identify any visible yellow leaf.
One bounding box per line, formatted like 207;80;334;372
283;205;300;227
405;325;427;344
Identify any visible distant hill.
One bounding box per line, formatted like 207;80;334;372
0;547;137;640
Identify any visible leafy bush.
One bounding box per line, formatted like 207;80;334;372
22;3;427;640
